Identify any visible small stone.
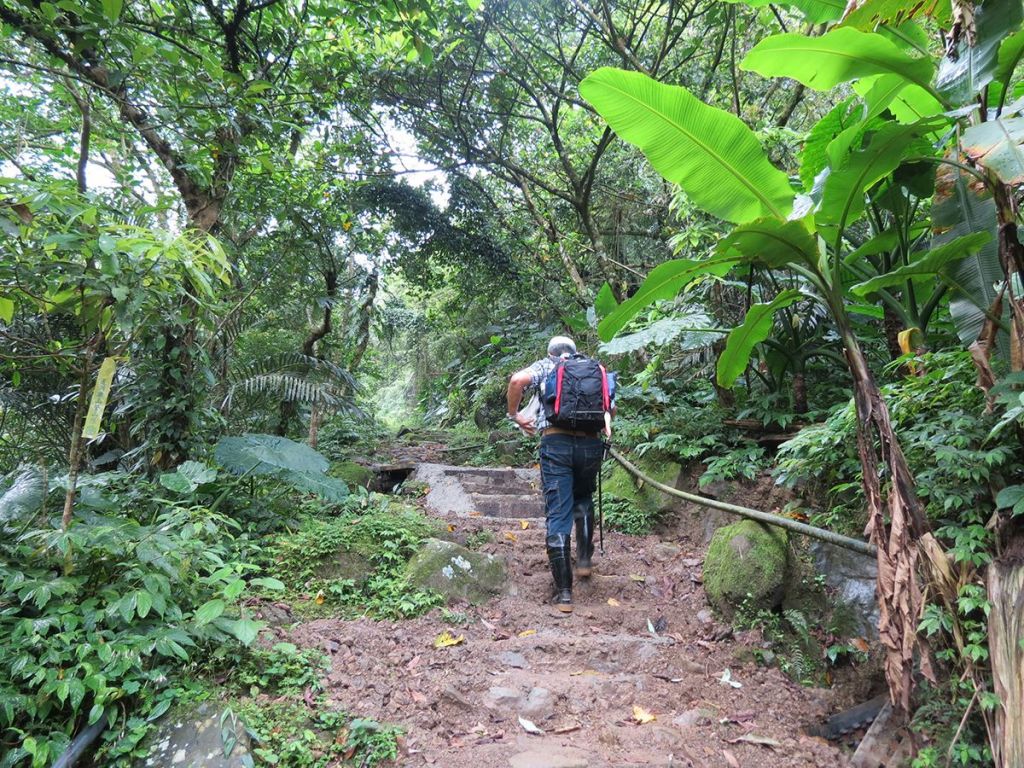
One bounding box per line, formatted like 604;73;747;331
485;686;522;709
496;650;529;669
673;708;715;728
441;685;473;710
652;542;682;562
697;609;714;624
520;687;552;719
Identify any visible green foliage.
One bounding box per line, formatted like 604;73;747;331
237;700;402;768
777;351;1021;533
234;643;329;697
0;474;276;766
579;68;794;224
267;498;442;619
215;434;349;502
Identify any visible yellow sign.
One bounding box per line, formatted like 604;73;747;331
82;356;117;439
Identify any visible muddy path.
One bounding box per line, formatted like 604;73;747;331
280;461;851;768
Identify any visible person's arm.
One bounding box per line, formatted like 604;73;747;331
507;368;536;435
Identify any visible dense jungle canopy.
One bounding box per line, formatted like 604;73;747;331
2;0;1024;765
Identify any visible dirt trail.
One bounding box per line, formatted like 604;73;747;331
284;462;851;768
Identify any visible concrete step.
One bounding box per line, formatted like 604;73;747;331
469;492;544;519
456;473;540;496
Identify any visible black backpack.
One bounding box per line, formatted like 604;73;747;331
541;354;614;432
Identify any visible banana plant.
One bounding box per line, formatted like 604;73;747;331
580;0;1024;723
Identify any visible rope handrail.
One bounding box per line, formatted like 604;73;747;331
607;446;877;558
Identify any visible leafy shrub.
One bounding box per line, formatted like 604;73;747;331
267;497;443;619
775;351;1022;535
0;477;276;767
234;642;329;697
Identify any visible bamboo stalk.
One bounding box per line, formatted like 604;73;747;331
607;446;876;557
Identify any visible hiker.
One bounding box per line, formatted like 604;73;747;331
506;336;614;613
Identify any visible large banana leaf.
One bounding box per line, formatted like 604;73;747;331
716;217;818;270
850;232;992;295
817;118;942;228
579;67;793;224
800;97;859;190
598;309;721;355
936;0;1023;108
741;27;936;95
597;256;738;341
721;0;844;23
853;75;944;125
932;168;1004;347
717;289;804;387
214;433;348;501
963;118;1024;186
840;0;949;30
996;30;1024;97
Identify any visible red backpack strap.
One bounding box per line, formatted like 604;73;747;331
599;363;610;410
554;361;566;415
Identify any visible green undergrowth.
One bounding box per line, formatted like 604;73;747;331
264;493;444;619
733;553;871;687
225;642;401;767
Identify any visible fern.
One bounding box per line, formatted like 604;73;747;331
222;353;361;415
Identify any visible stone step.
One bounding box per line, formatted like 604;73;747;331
469;492;545;519
456;474;540;496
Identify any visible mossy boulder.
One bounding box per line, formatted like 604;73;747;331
331;460;375;489
405;538;506;604
703;520;790;616
602;453;681;515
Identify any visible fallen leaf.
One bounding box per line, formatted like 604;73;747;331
518;716;544;735
569;669;599;677
851;637;870;653
520;520;529;529
632;705;656;724
647;618;657;636
314;590;325;605
727;733;780;748
447;524;457;532
468;511;481;517
722;749;740;768
718;669;742;689
504;531;518;542
517;629;537;638
433;631;465;649
629;573;646;582
607;598;621;607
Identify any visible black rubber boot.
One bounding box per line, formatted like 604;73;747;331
546;533;573;613
573;501;595;577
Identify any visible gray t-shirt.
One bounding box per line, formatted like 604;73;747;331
524;356;558;432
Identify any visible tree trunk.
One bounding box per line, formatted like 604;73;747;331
792;371;808;414
840;323;932;714
987;522;1024;768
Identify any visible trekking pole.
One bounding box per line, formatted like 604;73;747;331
598;438;609;555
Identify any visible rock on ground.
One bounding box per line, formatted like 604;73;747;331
141;702;250;767
701;519;791;616
406;537;507;603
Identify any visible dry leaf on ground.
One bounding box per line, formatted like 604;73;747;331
518;716;544;735
727;733;781;748
433;631;465;649
629;573;646;582
607;598;621;607
632;705;656;724
723;749;740;767
518;629;537;637
520;520;529;529
504;532;518;542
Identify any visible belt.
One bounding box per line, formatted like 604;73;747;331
542;427;599;438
